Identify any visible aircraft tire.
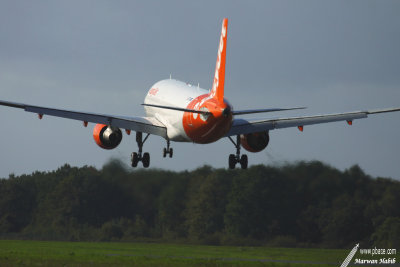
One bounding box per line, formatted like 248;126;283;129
229;154;236;169
240;154;248;169
143;152;150;168
131;152;139;167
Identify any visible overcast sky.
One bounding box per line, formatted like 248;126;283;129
0;0;399;179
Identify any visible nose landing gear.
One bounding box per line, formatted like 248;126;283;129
131;132;151;168
163;139;173;158
228;135;248;169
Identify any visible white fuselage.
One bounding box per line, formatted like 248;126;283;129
144;79;210;142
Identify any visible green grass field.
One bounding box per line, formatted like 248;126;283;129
0;240;349;266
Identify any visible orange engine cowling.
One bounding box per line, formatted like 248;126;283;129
240;131;270;153
93;124;123;150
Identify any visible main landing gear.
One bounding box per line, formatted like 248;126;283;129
131;132;151;168
228;135;248;169
131;133;174;168
163;139;173;158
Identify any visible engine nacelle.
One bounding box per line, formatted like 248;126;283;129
93;124;122;150
240;131;270;153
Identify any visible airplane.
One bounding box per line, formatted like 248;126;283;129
1;18;399;169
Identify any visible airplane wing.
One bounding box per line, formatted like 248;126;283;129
0;100;167;138
227;107;400;136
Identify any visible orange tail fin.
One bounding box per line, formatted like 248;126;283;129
210;18;228;103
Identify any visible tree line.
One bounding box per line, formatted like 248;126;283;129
0;159;399;248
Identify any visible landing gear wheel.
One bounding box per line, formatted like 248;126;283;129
163;140;173;158
142;152;150;168
131;132;151;168
229;154;236;169
131;152;139;167
240;154;248;169
228;135;250;170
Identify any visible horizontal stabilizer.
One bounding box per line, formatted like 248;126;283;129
366;107;400;114
142;103;211;115
232;107;306;116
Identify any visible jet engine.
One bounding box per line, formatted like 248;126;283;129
93;124;123;149
240;131;270;152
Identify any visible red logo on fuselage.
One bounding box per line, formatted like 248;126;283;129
148;88;159;96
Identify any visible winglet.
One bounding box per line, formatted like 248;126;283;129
210;18;228;103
